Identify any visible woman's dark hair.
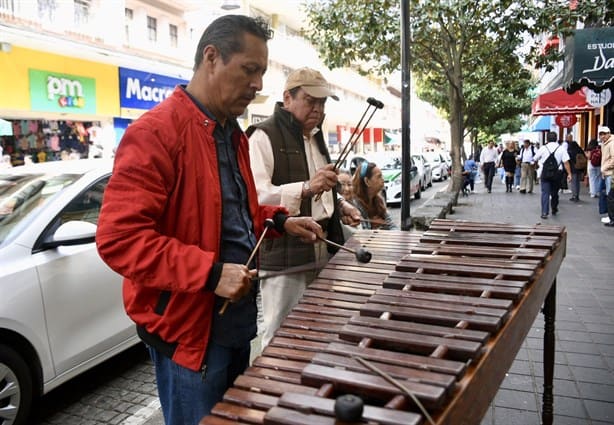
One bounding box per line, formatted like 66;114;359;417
352;162;387;220
193;15;272;71
586;138;598;151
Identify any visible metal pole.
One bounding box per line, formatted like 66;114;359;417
400;0;411;230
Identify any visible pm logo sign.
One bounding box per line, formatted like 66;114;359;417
119;68;188;111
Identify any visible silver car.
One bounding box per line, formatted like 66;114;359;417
0;160;139;425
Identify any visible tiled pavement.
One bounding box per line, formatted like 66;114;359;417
456;177;614;425
146;176;614;425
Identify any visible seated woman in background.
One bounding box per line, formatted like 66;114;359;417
337;169;354;200
336;169;357;239
351;161;398;230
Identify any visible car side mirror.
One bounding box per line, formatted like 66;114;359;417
41;220;97;250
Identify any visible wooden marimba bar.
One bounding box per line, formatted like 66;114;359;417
201;219;566;425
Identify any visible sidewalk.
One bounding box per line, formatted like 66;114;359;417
452;177;614;425
146;177;614;425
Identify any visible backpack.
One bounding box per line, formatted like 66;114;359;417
541;145;560;181
590;147;602;167
575;152;587;170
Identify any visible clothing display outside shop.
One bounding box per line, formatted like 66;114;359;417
0;118;101;166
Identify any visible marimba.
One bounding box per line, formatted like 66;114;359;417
201;219;565;425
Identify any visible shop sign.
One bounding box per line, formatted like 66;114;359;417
585;88;612;107
555;114;577;128
119;67;188;111
29;69;97;114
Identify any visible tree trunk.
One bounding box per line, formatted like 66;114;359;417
447;78;464;194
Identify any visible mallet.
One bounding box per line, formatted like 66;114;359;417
314;97;384;202
316;235;372;263
219;218;275;315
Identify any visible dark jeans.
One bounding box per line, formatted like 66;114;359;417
149;340;250;425
483;162;495;191
541;176;561;216
570;172;582;199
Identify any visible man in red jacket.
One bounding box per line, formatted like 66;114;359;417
96;15;322;424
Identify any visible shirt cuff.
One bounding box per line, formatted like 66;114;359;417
273;212;288;233
280;181;304;216
204;262;223;292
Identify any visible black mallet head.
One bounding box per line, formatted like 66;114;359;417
355;247;372;263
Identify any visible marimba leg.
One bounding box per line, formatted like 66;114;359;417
542;279;556;425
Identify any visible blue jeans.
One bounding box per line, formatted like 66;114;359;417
541;176;561;216
514;166;521;186
149;340;250;425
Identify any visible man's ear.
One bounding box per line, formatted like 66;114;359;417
282;90;292;107
202;45;219;68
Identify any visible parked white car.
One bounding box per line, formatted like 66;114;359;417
381;157;421;204
0;160;139;425
423;151;449;182
412;154;433;190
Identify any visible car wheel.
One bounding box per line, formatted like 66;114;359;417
414;187;421;200
0;344;33;425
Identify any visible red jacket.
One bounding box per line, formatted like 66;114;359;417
96;87;285;371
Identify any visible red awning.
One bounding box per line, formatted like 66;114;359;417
531;88;593;116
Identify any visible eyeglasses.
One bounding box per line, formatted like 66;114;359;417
301;95;326;109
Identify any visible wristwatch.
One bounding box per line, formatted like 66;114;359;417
302;180;313;198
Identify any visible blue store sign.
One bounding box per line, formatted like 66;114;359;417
119;67;188;113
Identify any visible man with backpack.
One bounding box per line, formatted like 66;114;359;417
533;131;572;219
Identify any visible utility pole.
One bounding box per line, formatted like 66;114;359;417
400;0;411;230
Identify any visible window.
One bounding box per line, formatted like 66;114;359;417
169;24;178;47
59;178;108;225
147;16;157;42
37;0;56;23
74;0;89;26
125;8;133;42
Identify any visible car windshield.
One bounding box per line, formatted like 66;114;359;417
0;172;81;246
424;152;441;163
381;157;401;170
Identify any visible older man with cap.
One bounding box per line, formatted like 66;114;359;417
598;125;614;226
248;67;361;349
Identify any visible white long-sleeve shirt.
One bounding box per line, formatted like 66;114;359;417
249;128;335;221
480;146;498;163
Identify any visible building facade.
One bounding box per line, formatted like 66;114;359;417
1;0;426;165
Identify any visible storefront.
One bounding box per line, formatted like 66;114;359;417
116;67;188;143
0;46;119;165
563;26;614;134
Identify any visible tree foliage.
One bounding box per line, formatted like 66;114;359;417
303;0;611;192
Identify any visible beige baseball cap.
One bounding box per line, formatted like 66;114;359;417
284;67;339;100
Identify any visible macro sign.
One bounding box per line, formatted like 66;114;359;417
29;69;97;114
119;67;188;113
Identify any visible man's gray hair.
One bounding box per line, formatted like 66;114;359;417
193;15;272;71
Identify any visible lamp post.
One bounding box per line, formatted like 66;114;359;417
400;0;411;230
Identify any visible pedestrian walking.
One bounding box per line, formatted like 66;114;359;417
533;131;572;219
586;138;601;198
518;139;536;194
598;125;614;227
480;140;498;193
